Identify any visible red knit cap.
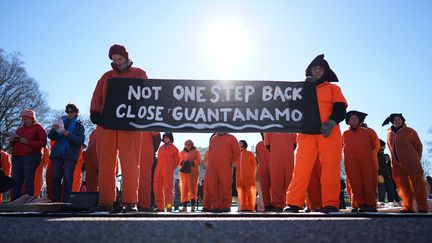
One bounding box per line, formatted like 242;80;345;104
21;109;36;120
108;44;129;60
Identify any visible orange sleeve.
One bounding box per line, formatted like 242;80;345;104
264;133;271;147
1;151;12;176
195;150;201;167
410;128;423;159
331;84;348;107
179;151;186;166
173;147;180;170
249;152;256;173
204;150;209;167
231;136;240;164
90;74;107;113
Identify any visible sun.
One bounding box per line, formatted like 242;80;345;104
204;19;251;73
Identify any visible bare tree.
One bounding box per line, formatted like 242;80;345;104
0;49;50;150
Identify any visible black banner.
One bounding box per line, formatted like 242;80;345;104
102;78;305;133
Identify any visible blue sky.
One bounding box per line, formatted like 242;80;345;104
1;0;431;167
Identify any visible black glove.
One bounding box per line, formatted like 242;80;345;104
305;76;317;83
320;119;337;137
90;112;104;125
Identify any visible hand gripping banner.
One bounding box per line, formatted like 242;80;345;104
101;78;306;133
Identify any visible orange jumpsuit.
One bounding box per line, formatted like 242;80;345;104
204;134;240;210
387;125;428;212
84;130;98;192
255;140;271;208
138;132;160;209
154;143;179;211
91;66;147;206
0;150;12;203
72;149;84;192
179;148;201;203
264;132;296;209
235;150;256;211
33;147;50;198
343;127;378;208
366;127;380;169
306;157;322;211
286;81;347;209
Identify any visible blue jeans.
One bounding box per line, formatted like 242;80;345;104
12;154;41;200
52;158;77;202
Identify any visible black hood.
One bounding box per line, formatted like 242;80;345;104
382;113;405;126
305;54;339;83
345;110;368;125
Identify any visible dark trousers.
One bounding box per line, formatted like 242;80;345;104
52;158;77;202
378;176;396;202
174;179;181;210
12;154;41;200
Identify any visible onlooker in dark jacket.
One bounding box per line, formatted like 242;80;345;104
48;103;85;202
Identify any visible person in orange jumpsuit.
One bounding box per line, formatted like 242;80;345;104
72;149;84;192
33;147;50;198
203;132;240;212
235;140;256;212
0;146;12;203
306;157;322;212
383;113;429;213
179;139;201;212
255;133;271;211
138;132;160;211
264;132;296;211
84;130;98;192
343;110;379;212
154;133;179;212
90;44;147;212
285;54;348;213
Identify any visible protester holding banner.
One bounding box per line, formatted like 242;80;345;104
48;103;85;202
178;139;201;212
138;132;161;211
90;44;148;212
255;133;271;211
264;132;296;211
203;133;240;212
285;54;348;213
342;111;378;212
235;140;256;212
154;132;179;212
0;144;12;203
10;109;47;200
383;113;428;213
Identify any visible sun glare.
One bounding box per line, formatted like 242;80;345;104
204;19;251;73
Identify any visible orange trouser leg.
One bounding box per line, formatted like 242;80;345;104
187;169;199;201
360;157;378;207
163;176;174;208
97;128;119;205
46;159;54;201
258;162;271;207
153;173;165;211
118;131;141;204
286;134;318;208
392;165;415;211
237;185;256;211
138;153;153;208
307;159;322;210
180;173;189;203
33;163;45;198
202;174;212;209
410;175;429;212
219;166;233;209
85;156;98;192
346;178;358;208
271;159;293;208
207;167;221;209
72;160;83;192
318;130;342;208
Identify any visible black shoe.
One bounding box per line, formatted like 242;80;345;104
123;204;138;213
264;205;275;211
137;207;152;212
359;205;378;213
202;208;212;212
418;210;428;214
351;208;359;213
400;209;415;213
95;205;114;213
220;208;231;213
273;207;284;212
312;208;323;213
283;205;300;213
322;206;339;213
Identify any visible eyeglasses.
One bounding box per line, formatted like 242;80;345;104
65;110;76;114
185;143;192;146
